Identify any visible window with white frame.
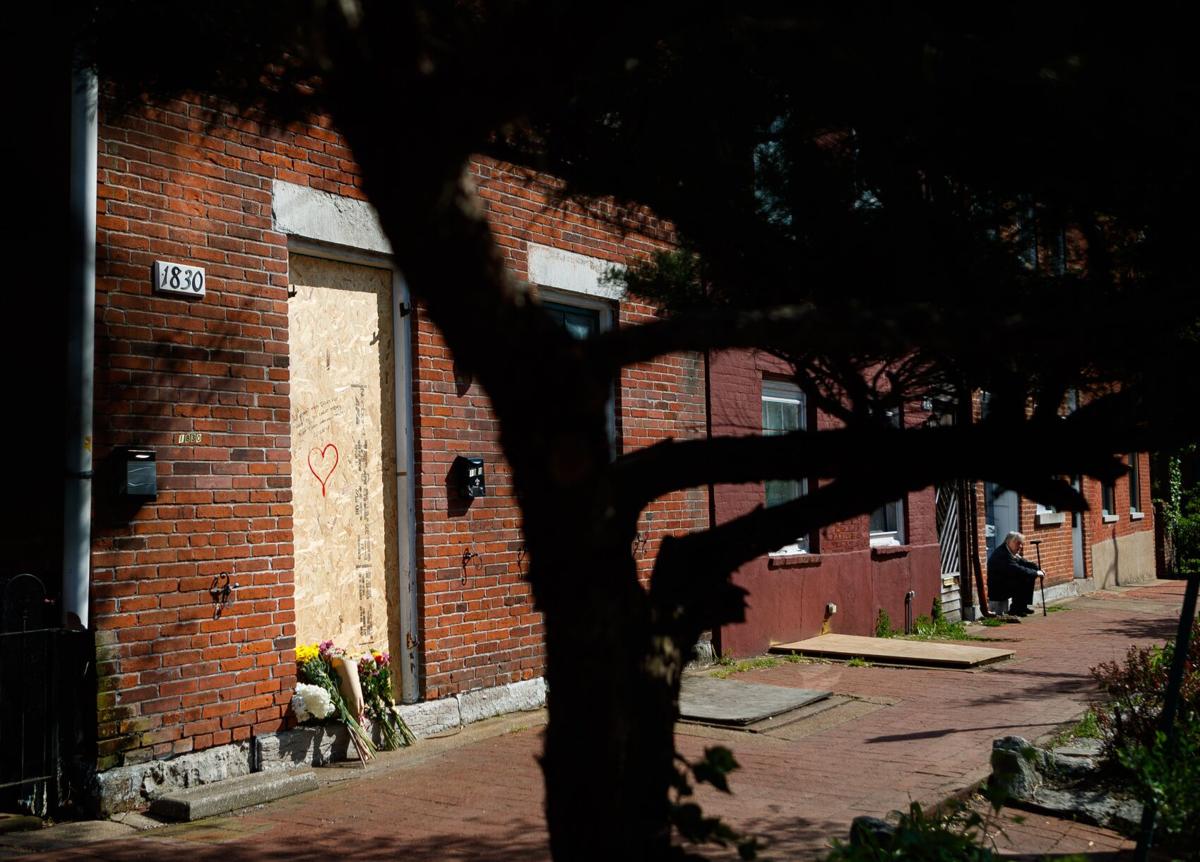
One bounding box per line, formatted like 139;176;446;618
762;379;810;554
1102;479;1118;522
869;407;906;547
1129;453;1144;519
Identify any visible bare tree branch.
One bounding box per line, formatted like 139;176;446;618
589;304;822;371
614;418;1130;522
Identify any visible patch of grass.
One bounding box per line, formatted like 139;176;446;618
780;652;814;664
1048;709;1103;748
846;656;871;668
980;617;1005;627
1046;604;1069;613
904;614;983;642
711;656;783;679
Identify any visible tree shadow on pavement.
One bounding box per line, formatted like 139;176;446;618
1100;615;1181;642
18;822;552;862
865;721;1064;744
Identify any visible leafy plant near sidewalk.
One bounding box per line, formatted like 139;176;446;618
1090;617;1199;755
875;609;896;638
826;801;998;862
1088;617;1200;857
908;614;980;642
669;747;761;859
1117;720;1200;857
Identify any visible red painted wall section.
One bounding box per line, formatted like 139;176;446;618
709;349;940;657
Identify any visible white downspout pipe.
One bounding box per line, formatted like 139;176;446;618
63;64;97;629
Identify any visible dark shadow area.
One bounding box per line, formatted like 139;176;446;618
444;460;478;518
22;821;551;862
1099;616;1180;642
866;721;1063;744
713;812;849;861
955;667;1099;710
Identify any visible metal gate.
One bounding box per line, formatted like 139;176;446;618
1;574;89;814
935;483;964;621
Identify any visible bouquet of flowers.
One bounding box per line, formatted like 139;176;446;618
293;640;417;760
358;650;417;749
290;682;334;722
295;641;377;763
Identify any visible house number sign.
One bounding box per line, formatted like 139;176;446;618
153;260;206;297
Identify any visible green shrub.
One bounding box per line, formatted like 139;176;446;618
875;609;895;638
1090;616;1199;756
1175;486;1200;574
1117;720;1200;858
827;801;996;862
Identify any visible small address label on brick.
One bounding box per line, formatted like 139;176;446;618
154;260;206;297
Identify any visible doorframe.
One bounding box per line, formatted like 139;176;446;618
287;237;421;704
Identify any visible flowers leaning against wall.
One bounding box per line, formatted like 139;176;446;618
358;650;417;749
293;641;417;757
295;640;377;762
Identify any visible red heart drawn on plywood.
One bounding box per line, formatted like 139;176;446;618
308;443;339;497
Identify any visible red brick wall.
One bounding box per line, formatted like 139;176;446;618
709;349;941;656
91;98;324;768
967;396;1155;605
90;101;706;765
415;157;708;698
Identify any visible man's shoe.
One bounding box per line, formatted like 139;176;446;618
1012;606;1034;617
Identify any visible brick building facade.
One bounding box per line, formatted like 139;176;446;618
85;95;707;775
6;74;1157;812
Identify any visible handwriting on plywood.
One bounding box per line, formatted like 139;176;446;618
294;397;344;439
308;443;339;497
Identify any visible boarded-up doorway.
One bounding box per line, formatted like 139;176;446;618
288;254;403;675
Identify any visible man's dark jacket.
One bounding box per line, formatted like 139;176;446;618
987;542;1040;602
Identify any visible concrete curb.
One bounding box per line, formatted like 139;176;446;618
149;769;318;822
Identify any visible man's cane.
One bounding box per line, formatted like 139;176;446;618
1030;538;1047;617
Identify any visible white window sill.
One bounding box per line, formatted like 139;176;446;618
869;532;902;548
1035;511;1066;526
1102;513;1119;524
769;545;810;558
1130;510;1146;521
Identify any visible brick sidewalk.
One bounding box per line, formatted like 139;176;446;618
6;579;1187;861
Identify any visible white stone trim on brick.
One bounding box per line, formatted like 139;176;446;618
272;180;392;253
254;677;548;772
527;243;625;300
94;742;253;816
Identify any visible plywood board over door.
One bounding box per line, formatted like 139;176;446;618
288;254;401;667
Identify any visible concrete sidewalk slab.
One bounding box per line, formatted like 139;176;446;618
679;676;830;725
771;633;1015;667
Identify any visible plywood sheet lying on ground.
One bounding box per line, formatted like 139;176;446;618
289;255;399;658
679;676;831;725
770;634;1013;668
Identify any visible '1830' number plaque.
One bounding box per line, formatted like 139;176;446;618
153;260;206;297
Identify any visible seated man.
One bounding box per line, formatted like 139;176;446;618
986;530;1044;616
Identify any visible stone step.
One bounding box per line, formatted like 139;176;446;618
149;769;318;822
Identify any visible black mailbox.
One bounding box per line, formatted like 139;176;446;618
119;448;157;499
454;456;486;498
